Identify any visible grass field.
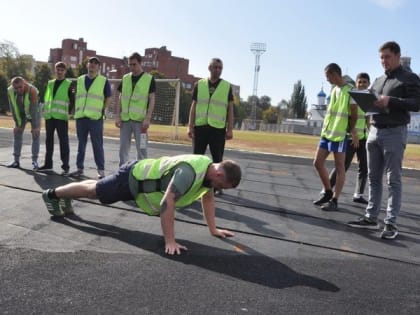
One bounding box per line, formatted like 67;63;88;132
1;115;419;169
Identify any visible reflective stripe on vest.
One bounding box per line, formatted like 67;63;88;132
43;79;71;121
8;84;38;126
354;106;368;140
120;73;152;122
195;79;230;128
130;154;212;215
321;84;352;141
74;75;106;120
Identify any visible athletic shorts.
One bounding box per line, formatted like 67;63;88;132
318;137;347;153
96;161;137;204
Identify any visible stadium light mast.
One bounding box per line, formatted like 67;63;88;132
250;42;266;129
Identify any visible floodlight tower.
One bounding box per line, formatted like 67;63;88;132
250;42;266;129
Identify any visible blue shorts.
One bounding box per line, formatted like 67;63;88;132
319;137;347;153
96;161;137;204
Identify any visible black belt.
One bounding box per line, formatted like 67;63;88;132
373;124;404;129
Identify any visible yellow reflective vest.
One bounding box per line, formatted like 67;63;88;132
7;84;39;126
129;154;212;215
43;79;71;121
74;75;106;120
120;72;152;122
353;106;368;140
321;84;352;141
195;79;230;128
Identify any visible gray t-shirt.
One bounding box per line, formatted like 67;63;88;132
142;162;196;194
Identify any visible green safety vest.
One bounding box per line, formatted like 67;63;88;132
353;106;368;140
195;79;230;128
321;84;352;141
129;154;212;215
43;79;71;121
74;75;106;120
120;72;152;122
7;84;39;126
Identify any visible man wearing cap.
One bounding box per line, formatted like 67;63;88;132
70;56;112;179
38;62;75;175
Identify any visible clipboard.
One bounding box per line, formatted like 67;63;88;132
349;90;385;114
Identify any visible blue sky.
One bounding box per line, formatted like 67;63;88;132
1;0;419;106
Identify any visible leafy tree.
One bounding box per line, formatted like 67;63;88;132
289;80;307;118
179;87;192;125
234;102;246;129
65;66;76;78
33;64;52;102
262;106;279;123
75;58;88;76
277;99;290;122
259;95;271;111
0;72;8;114
0;40;30;79
150;69;165;79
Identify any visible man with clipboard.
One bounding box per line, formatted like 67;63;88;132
347;41;420;240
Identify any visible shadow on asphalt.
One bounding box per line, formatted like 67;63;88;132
52;215;340;292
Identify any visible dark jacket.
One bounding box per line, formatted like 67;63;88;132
371;65;420;125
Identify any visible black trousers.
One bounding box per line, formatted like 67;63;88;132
193;125;226;163
44;118;70;170
329;138;368;195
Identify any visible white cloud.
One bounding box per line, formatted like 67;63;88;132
371;0;406;10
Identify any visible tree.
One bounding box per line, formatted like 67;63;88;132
0;72;8;114
262;106;279;123
0;40;30;79
75;59;88;76
33;64;52;102
234;102;246;129
65;66;76;79
289;80;307;118
259;95;271;111
179;87;192;125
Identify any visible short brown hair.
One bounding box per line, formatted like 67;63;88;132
55;62;67;69
379;41;400;54
129;52;142;63
221;160;241;188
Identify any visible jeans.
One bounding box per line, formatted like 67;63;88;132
76;118;104;171
13;120;40;163
365;125;407;225
44;118;70;170
119;120;147;166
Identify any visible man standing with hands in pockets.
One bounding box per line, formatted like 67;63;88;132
115;52;156;166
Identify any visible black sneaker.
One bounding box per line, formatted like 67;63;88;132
353;196;368;204
38;165;53;172
321;199;338;211
69;169;84;178
6;160;20;168
313;190;333;206
61;169;70;176
347;216;379;230
381;224;398;240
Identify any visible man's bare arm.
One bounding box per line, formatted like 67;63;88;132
202;190;234;238
160;180;187;255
